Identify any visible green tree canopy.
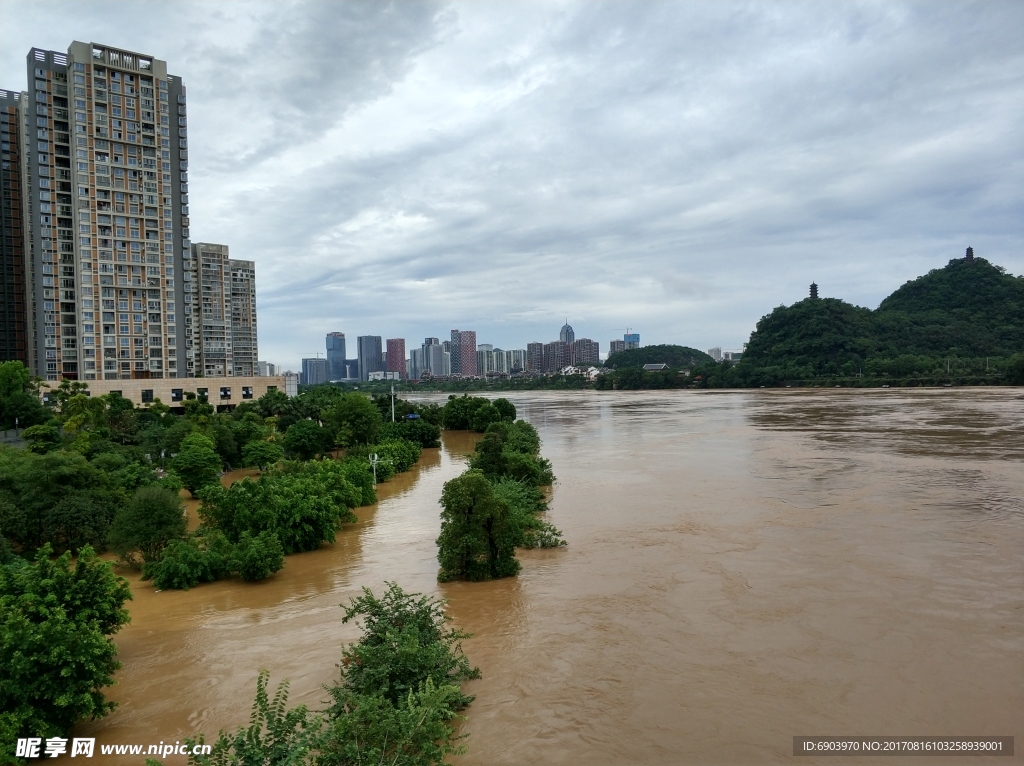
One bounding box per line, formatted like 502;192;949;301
107;485;187;568
171;432;222;496
436;470;520;582
0;545;131;759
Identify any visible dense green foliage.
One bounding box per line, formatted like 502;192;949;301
441;394;516;431
324;394;383;447
171;433;222;496
233;530;286;582
605;344;713;369
437;470;521;582
438;418;563;582
197;461;361;555
142;532;234;590
730;256;1024;386
283;418;332;460
380;419;442;448
168;584;477;766
107;485;187;567
0;361;49;431
0;546;131;761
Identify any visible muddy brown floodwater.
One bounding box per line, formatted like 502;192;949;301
68;390;1022;765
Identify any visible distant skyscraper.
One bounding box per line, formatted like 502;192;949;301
559;321;575;345
357;335;383;381
542;341;568;373
300;357;328;386
507;349;526;372
571;338;599;365
609;339;626;355
526;342;543;372
386;338;406;379
257;360;276;376
450;329;477;376
189;243;233;377
707;347;723;362
326;331;346;380
624;332;640;350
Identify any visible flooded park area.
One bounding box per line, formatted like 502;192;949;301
72;389;1023;764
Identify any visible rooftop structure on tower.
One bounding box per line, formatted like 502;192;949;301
559;321;574;345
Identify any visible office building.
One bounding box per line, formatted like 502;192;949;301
572;338;600;365
408;347;423;379
423;338;448;377
386;338;406;379
526;342;543;372
559;321;574;345
357;335;382;381
326;331;346;380
450;329;477;377
301;356;328;386
13;43;192;381
0;89;29;364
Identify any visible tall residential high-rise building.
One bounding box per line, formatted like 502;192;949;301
186;244;258;377
0;90;29;364
16;43;191;381
301;356;328;386
609;339;626;355
257;360;276;376
188;242;231;377
229;258;256;376
542;341;569;373
707;347;722;362
422;337;447;377
386;338;406;379
526;342;543;372
326;331;346;380
559;321;575;345
357;335;382;381
450;329;477;377
507;349;526;372
624;332;640;350
571;338;599;365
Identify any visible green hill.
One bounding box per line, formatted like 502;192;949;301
605;344;713;369
735;252;1024;384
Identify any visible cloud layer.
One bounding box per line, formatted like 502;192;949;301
3;0;1022;366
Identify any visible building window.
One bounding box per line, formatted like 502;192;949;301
141;389;154;404
242;386;253;399
220;387;231;400
171;388;183;402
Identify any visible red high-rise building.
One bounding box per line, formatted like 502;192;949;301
450;329;478;377
386;338;407;379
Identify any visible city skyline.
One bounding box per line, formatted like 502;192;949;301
4;2;1021;372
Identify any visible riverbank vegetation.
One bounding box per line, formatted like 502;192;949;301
161;583;478;766
0;545;131;765
436;400;564;583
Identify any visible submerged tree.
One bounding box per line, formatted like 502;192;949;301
436;470;520;582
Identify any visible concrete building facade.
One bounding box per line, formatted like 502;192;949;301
229;257;256;376
572;338;600;365
450;329;477;377
13;43;192;381
0;89;29;364
301;356;328;386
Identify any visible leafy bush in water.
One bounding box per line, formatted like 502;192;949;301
491;478;565;549
197;461;358;555
168;584;477;766
380;419;441;448
232;530;284;582
107;485;187;567
468;421;554;486
142;531;233;590
241;439;284;470
436;470;520;582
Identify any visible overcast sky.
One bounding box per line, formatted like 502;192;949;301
3;1;1022;367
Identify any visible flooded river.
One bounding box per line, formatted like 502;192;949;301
73;390;1023;764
